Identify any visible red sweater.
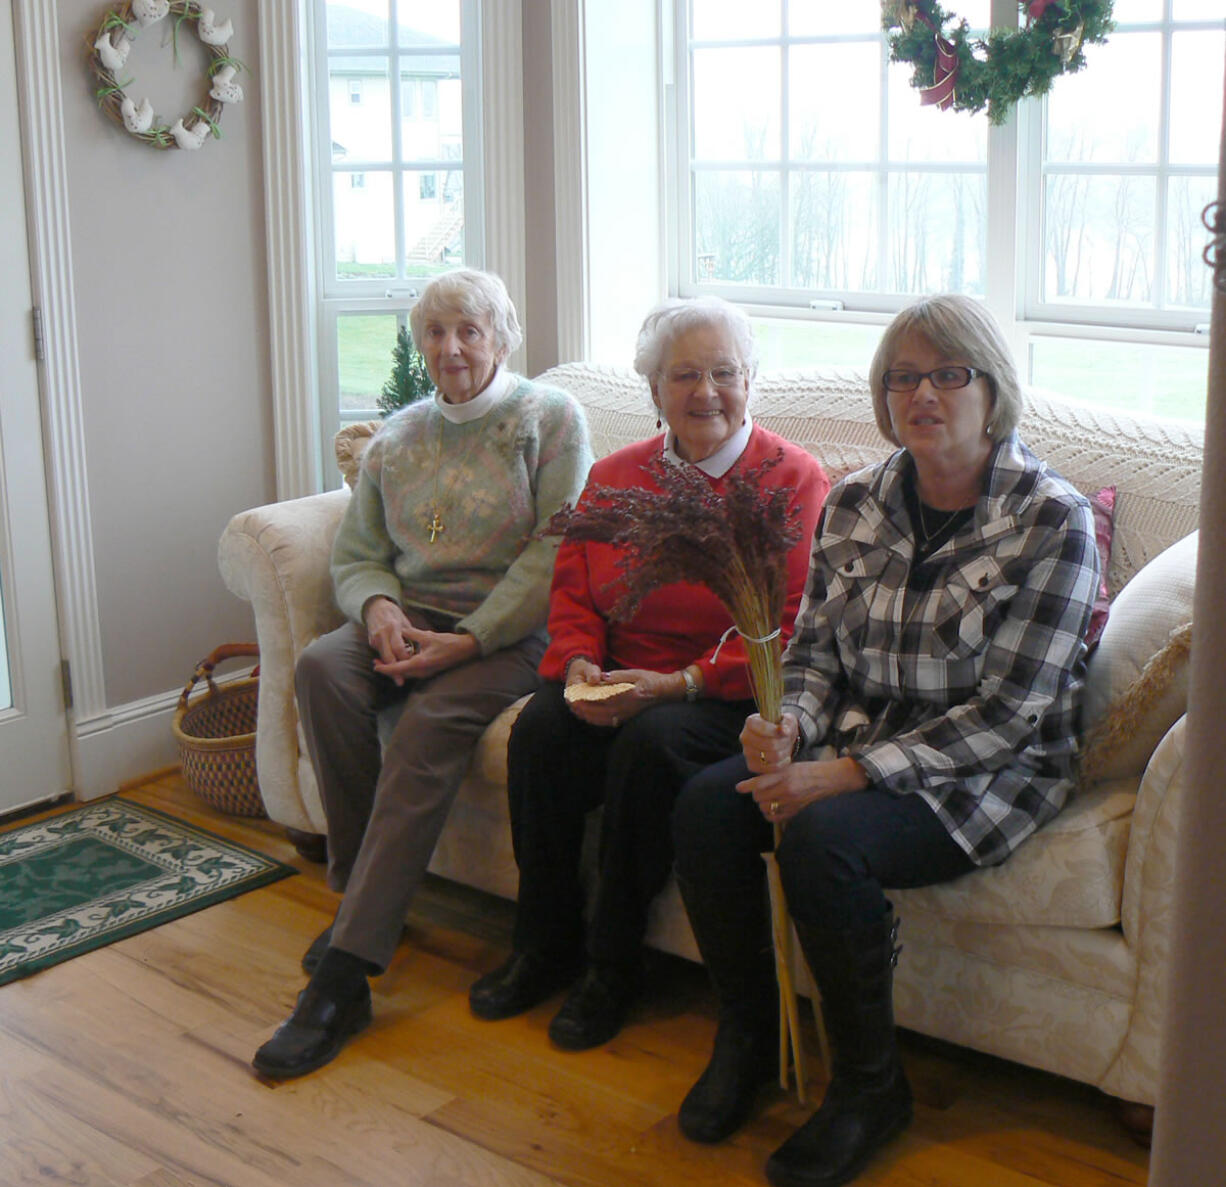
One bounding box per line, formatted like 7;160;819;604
540;425;831;700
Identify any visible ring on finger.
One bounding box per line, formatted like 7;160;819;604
769;800;780;816
759;750;768;764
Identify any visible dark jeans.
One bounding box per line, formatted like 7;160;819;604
508;680;754;969
672;755;975;941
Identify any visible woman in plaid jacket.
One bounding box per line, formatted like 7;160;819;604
672;295;1100;1187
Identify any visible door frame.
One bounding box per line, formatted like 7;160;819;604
11;2;108;781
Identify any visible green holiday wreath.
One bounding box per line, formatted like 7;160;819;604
882;1;1115;125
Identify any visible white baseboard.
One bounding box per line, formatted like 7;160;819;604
71;667;256;800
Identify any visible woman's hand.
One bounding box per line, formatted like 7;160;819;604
564;666;682;728
741;712;800;773
737;755;869;824
374;627;478;682
364;596;479;684
736;712;867;823
364;597;417;676
564;656;604;690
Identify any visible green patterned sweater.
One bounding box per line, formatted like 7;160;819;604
331;376;592;655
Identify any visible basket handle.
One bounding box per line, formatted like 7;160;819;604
177;643;260;710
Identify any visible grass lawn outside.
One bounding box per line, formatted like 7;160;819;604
751;318;1208;425
335;310;1208;425
338;314;400;412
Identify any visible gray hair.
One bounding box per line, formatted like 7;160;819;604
409;268;523;356
868;294;1022;446
632;296;759;383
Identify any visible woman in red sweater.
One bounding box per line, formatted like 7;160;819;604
469;297;831;1049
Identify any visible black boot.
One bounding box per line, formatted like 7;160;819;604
676;875;779;1144
765;907;912;1187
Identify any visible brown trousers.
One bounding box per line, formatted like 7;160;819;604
294;617;545;969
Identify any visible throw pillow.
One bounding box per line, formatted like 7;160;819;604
1086;485;1116;647
1080;621;1191;785
334;420;381;488
1081;531;1198;778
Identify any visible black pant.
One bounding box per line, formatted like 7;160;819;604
507;681;754;968
672;755;975;939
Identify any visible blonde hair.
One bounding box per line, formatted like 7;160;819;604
868;294;1022;446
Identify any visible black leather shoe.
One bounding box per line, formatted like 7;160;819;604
251;981;373;1079
469;952;581;1021
547;965;637;1051
679;1017;778;1143
301;924;333;975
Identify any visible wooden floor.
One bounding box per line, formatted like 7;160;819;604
0;773;1150;1187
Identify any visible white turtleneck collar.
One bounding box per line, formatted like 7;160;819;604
663;413;754;478
434;366;517;424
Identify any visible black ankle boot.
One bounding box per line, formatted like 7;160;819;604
676;874;779;1144
764;906;912;1187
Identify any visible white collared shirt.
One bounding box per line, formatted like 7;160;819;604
663;413;754;478
435;366;516;424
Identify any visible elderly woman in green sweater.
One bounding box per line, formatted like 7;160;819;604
253;269;592;1079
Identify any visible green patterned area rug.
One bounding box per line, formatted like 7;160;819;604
0;797;296;987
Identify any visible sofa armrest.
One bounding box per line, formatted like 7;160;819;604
1107;713;1186;1102
218;489;351;831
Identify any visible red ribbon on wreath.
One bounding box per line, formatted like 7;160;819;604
914;4;959;110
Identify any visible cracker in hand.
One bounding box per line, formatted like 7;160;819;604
563;681;636;704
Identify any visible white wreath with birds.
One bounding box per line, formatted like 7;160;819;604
90;0;244;150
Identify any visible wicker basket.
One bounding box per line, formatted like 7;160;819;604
172;643;264;817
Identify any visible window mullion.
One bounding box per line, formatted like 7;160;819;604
1153;14;1174;311
779;20;790;291
877;35;889;296
388;0;406;283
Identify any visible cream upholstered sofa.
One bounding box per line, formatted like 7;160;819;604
218;362;1203;1121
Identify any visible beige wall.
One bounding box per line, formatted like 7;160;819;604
57;0;272;707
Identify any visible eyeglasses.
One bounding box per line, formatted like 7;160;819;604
882;366;986;392
662;365;745;390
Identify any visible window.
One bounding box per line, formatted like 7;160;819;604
311;0;481;442
672;0;1222;420
348;79;362;103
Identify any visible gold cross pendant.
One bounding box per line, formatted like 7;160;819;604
427;510;445;543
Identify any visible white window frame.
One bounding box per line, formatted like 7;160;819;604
310;0;484;464
259;0;524;498
665;0;1217;383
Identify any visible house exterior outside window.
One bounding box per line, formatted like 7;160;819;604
312;0;482;448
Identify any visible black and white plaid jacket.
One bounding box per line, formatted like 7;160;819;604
783;433;1100;867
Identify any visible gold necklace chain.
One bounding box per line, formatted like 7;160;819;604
916;500;969;550
426;413;482;543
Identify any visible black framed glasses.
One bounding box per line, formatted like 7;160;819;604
882;366;986;392
662;365;745;390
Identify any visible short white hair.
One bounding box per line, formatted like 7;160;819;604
632;296;759;382
409;268;523;356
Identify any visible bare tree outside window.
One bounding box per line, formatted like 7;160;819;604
675;1;1219;417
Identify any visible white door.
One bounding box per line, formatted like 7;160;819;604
0;0;72;814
